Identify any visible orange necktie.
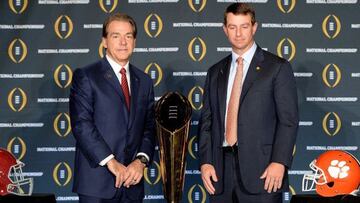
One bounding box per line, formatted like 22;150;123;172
120;68;130;111
225;57;244;146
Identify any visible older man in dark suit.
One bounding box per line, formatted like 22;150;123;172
199;3;299;203
70;13;155;203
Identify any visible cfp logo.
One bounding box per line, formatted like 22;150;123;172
188;37;207;62
322;112;341;136
145;63;163;87
289;185;296;195
99;41;105;58
8;38;27;63
54;64;73;88
7;137;26;161
322;63;341;88
9;0;28;14
284;185;296;201
322;14;341;39
292;145;296;157
277;38;296;62
144;13;163;38
99;0;118;13
8;88;27;112
188;0;207;12
277;0;296;13
188;86;204;110
54;15;74;39
187;184;206;203
54;113;72;137
144;161;161;185
188;136;198;160
53;162;72;186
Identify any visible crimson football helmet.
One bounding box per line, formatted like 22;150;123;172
0;148;33;196
302;150;360;197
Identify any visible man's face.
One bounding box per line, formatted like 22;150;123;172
102;20;136;66
223;13;257;54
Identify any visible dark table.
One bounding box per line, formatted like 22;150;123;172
291;194;360;203
0;193;56;203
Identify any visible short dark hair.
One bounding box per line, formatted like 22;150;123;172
102;13;137;38
224;3;256;25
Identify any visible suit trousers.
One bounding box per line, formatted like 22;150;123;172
209;147;282;203
79;189;142;203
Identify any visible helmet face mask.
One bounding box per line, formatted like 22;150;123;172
302;150;360;197
7;161;33;196
302;159;328;192
0;149;33;196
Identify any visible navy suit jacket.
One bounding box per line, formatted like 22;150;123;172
198;46;299;194
69;57;156;200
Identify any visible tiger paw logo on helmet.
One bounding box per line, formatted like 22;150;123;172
328;159;350;179
302;150;360;197
0;148;33;196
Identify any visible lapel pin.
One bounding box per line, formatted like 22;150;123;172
256;66;261;71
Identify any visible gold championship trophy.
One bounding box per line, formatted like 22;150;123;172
155;92;192;203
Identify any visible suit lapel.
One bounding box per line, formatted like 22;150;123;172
128;64;139;129
101;58;129;122
240;46;264;105
218;55;232;133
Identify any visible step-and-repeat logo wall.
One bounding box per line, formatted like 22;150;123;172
1;1;359;202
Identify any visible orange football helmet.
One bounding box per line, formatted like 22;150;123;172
302;150;360;197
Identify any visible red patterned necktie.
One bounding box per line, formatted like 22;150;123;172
120;68;130;111
225;57;244;146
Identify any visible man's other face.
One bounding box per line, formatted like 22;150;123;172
102;20;136;66
223;13;257;54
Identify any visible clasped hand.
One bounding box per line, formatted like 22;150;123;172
107;158;146;188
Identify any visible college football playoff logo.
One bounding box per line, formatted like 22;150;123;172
144;161;161;185
322;14;341;39
289;185;296;195
99;41;105;58
277;38;296;62
53;113;72;137
188;184;206;203
99;0;118;13
54;15;74;39
53;162;72;186
9;0;28;14
277;0;296;13
188;86;204;110
7;137;26;161
188;37;207;62
322;63;341;88
54;64;73;88
144;13;163;38
188;136;198;160
322;112;341;136
7;88;27;112
145;62;163;87
188;0;207;12
8;38;27;63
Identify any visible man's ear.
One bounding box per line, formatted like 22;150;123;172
223;25;228;37
252;22;258;35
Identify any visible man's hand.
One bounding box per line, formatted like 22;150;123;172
260;162;285;193
200;164;218;195
123;159;146;188
107;158;127;188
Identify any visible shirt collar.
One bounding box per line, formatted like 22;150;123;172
106;55;130;73
231;42;257;65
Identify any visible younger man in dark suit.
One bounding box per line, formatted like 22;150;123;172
199;3;299;203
